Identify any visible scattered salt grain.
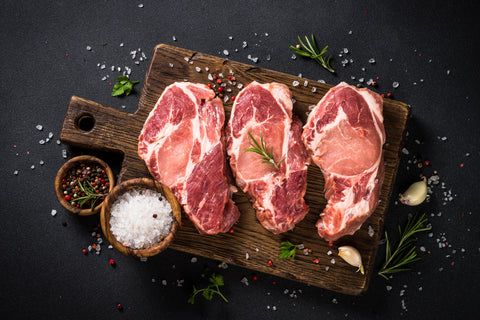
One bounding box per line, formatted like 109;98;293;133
446;70;450;75
86;45;92;51
62;149;67;158
291;54;297;60
393;81;400;88
39;139;45;145
330;258;336;264
190;257;198;263
247;54;259;63
303;80;308;87
266;54;271;61
223;50;229;56
30;165;35;170
140;257;148;262
36;124;43;131
368;225;375;237
292;80;300;87
386;285;392;291
245;252;250;260
240;277;249;286
242;41;248;48
369;58;376;64
109;188;173;249
13;170;19;175
138;4;144;8
172;35;177;41
402;148;409;155
162;280;167;286
195;66;201;73
311;87;317;93
220;262;229;269
108;245;113;249
39;160;45;165
51;209;57;217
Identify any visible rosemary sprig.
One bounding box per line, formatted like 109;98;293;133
279;241;300;259
188;273;228;304
378;213;431;280
73;179;105;211
244;131;285;170
290;34;335;73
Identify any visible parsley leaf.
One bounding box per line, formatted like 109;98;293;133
279;241;300;259
112;76;139;97
188;273;228;304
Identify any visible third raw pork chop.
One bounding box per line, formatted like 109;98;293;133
302;82;385;241
138;82;240;234
226;82;310;233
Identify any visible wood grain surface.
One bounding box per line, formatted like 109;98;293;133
59;44;410;295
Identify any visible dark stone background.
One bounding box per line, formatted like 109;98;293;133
1;1;478;319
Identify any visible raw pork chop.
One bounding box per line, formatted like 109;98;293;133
138;82;240;234
226;82;310;233
302;82;385;241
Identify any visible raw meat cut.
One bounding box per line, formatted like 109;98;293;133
138;82;240;234
226;82;310;233
302;82;385;241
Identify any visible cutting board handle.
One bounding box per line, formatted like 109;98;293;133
59;96;149;182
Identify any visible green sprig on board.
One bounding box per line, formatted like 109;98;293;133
290;34;335;73
378;213;431;279
112;76;139;97
279;241;300;259
188;273;228;304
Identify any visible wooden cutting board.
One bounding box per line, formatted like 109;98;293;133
59;44;410;295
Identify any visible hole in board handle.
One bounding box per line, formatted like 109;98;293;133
76;113;95;132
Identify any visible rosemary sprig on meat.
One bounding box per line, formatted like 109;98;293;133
290;34;335;73
244;131;285;170
378;213;431;279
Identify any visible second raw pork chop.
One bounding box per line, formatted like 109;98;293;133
302;82;385;241
226;82;310;233
138;82;240;234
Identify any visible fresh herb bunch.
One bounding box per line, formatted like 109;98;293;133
73;179;106;211
112;76;139;96
244;131;285;170
188;273;228;304
279;241;300;259
378;213;431;279
290;34;335;73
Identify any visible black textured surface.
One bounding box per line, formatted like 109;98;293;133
1;1;479;319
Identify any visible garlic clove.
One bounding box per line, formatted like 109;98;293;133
399;177;427;206
338;246;364;274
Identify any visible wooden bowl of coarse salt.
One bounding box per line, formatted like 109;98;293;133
100;178;182;258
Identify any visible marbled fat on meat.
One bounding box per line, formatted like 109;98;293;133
138;82;240;234
226;82;310;233
302;82;385;241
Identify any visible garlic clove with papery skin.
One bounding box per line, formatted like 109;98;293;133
399;177;427;206
338;246;364;274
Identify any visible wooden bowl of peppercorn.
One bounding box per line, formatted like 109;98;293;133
55;155;115;216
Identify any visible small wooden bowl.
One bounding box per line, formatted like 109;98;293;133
100;178;182;258
55;155;115;216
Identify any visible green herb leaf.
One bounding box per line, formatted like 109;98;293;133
112;76;139;97
188;273;228;304
378;213;431;279
290;34;335;73
279;241;300;259
244;131;285;170
73;179;106;212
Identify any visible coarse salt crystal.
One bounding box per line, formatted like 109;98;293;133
110;188;173;249
172;35;177;41
51;209;57;216
223;49;229;56
86;45;92;51
195;66;201;73
368;225;375;237
13;170;19;175
393;81;400;88
36;124;43;131
291;54;296;60
190;257;198;263
369;58;376;64
303;80;308;87
292;80;300;87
